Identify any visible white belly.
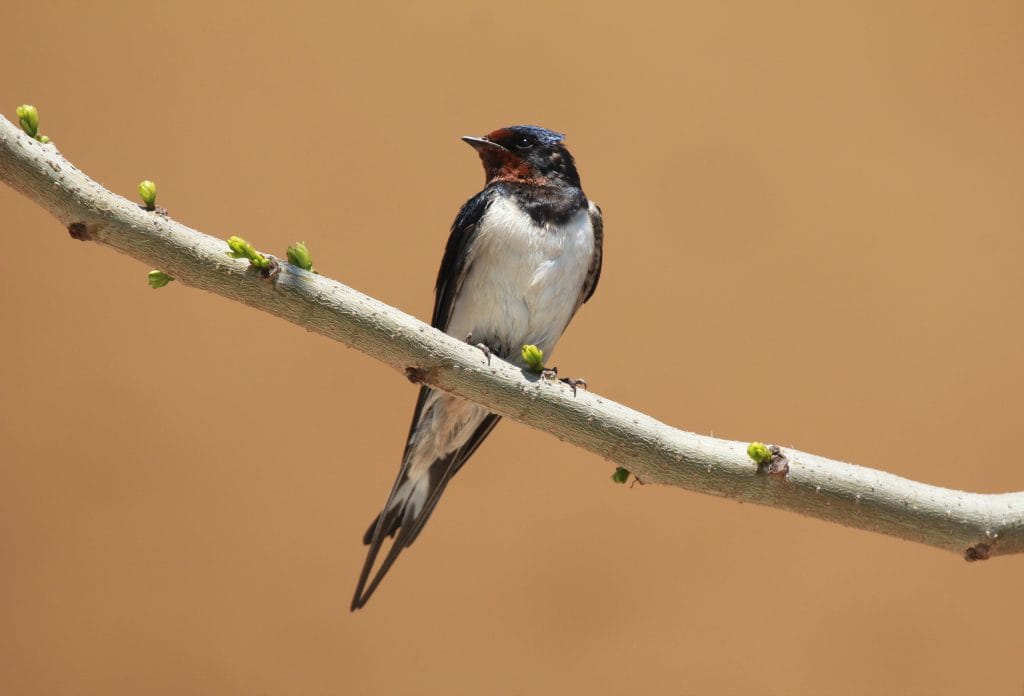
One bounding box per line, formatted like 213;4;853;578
445;196;595;362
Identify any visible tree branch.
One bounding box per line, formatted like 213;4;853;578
2;114;1022;560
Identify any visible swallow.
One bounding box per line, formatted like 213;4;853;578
351;125;603;610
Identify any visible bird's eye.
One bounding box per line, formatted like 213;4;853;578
514;136;533;150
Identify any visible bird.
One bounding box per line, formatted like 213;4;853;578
351;125;603;610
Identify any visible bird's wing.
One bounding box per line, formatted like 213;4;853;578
351;189;501;611
578;200;603;307
432;189;493;330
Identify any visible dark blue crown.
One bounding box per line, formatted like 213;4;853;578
509;125;565;146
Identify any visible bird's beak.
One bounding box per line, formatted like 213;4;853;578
461;135;506;152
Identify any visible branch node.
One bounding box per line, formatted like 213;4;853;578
139;204;170;217
749;442;790;477
67;221;91;241
964;543;992;562
405;366;430;384
261;257;280;280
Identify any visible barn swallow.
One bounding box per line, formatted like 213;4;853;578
351;125;603;610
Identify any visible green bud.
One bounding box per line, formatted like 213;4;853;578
148;270;174;289
16;104;39;137
38;135;50;144
747;441;771;465
611;467;630;484
226;235;270;269
286;241;314;272
521;344;545;372
138;180;157;210
226;235;251;258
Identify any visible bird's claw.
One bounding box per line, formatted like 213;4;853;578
465;333;492;365
539;366;586;396
559;377;587;396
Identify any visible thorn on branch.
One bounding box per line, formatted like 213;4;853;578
747;441;790;477
964;543;992;562
67;221;91;241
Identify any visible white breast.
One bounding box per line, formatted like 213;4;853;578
445;195;596;362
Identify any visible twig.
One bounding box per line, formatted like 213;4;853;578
1;115;1021;560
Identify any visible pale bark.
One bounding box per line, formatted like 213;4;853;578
2;115;1021;560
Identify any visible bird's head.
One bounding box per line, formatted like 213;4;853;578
462;125;581;188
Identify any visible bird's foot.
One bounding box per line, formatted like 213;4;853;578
465;333;492;365
560;376;587;396
540;366;587;396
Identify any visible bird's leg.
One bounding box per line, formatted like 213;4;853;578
465;333;492;366
539;365;588;397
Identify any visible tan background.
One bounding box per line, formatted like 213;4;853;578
3;2;1023;694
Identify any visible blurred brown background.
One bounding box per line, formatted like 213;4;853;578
3;2;1023;694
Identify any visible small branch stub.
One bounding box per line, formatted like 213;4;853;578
964;543;992;562
405;366;429;384
67;222;90;241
